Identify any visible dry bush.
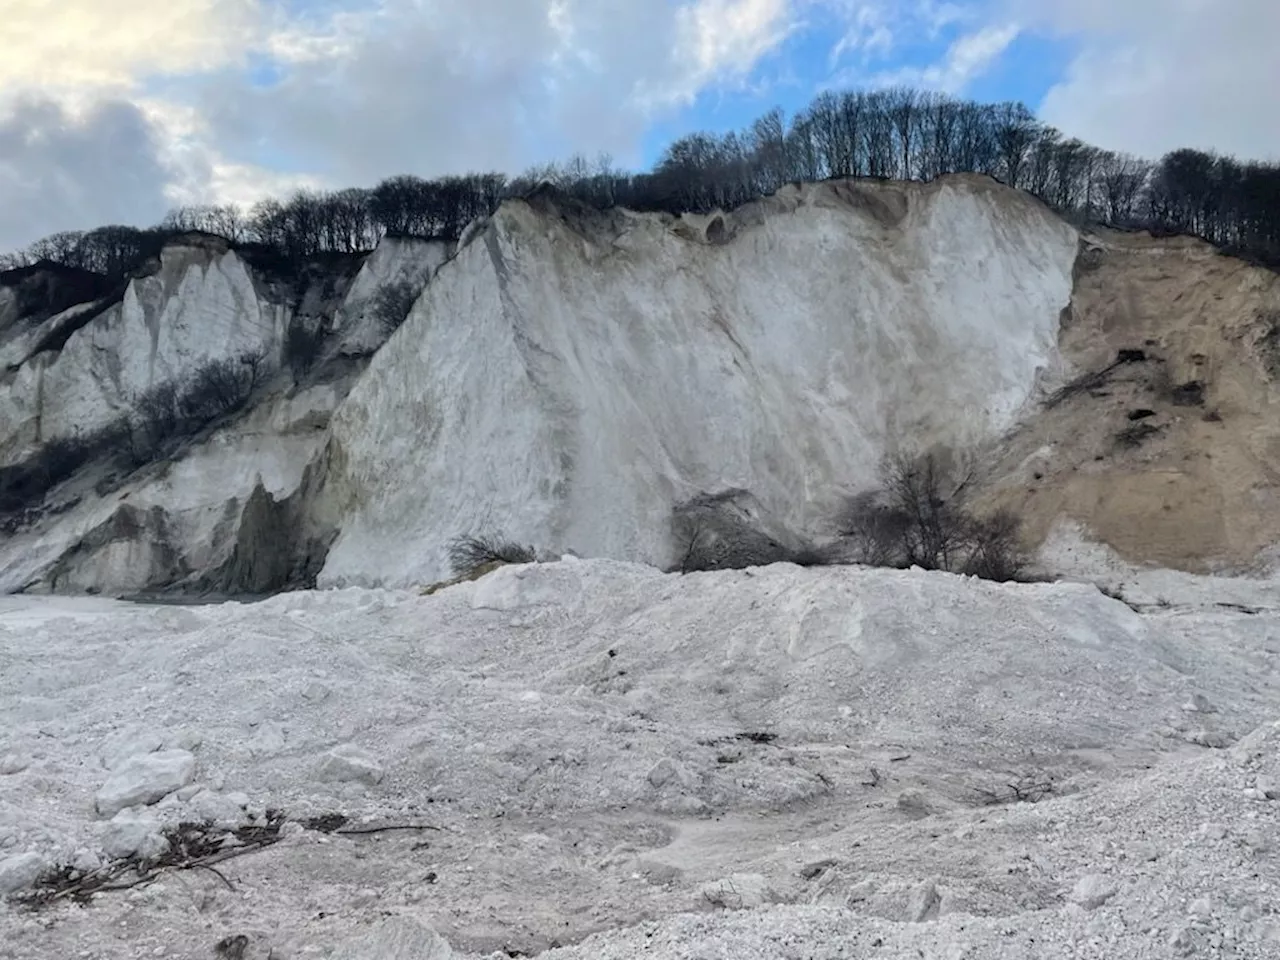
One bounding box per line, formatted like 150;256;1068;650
370;279;421;336
447;534;537;577
838;452;1028;582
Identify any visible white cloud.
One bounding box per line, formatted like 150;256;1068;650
1014;0;1280;160
0;0;798;250
868;21;1018;92
677;0;794;96
192;0;797;186
0;0;262;92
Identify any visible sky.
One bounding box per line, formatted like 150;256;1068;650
0;0;1276;251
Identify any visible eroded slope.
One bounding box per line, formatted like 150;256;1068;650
981;229;1280;573
322;176;1080;587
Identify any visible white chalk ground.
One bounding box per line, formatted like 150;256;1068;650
1;558;1278;958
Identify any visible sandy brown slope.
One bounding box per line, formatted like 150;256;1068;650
981;229;1280;573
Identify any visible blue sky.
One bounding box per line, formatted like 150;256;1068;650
638;13;1074;166
0;0;1277;248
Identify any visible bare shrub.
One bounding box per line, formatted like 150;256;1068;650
837;489;911;567
669;490;807;573
285;322;327;378
837;453;1028;582
370;280;421;336
447;535;537;577
130;357;260;461
0;422;130;518
178;357;257;421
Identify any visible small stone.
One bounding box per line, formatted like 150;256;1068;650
897;790;935;820
1185;729;1231;749
1182;694;1216;713
302;682;331;703
799;859;838;880
315;745;384;785
248;722;287;757
350;888;380;908
176;785;201;801
100;811;168;860
1200;823;1229;841
905;879;941;922
99;729;166;771
0;852;48;894
0;753;29;775
1069;874;1117;910
1188;896;1213;919
95;750;196;818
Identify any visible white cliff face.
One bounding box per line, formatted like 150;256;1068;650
0;240;285;467
0;234;446;595
332;237;451;357
321;176;1081;588
0;384;338;594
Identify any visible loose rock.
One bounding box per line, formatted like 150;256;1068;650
1069;874;1118;910
315;744;384;785
95;750;197;818
0;852;48;894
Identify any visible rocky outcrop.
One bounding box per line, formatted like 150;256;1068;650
319;176;1080;587
7;175;1280;594
0;235;447;595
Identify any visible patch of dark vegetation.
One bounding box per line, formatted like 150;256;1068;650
132;356;262;458
1169;380;1206;406
25;281;133;361
1098;585;1143;613
669;453;1029;583
1115;422;1163;449
0;422;131;520
1127;408;1157;421
10;809;440;909
284;320;329;379
971;774;1054;807
1045;349;1156;410
670;489;817;573
6;82;1279;285
370;278;422;336
2;357;265;524
0;261;115;333
1046;362;1123;409
447;534;538;578
835;453;1029;582
1254;312;1280;379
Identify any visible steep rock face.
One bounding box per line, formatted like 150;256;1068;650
332;238;452;358
0;236;447;595
981;230;1280;573
1;238;288;467
321;176;1080;587
0;385;339;594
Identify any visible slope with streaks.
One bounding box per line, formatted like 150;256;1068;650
322;176;1080;587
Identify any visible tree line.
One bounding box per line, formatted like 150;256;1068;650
3;85;1277;282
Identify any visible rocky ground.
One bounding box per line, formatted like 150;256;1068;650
1;557;1278;958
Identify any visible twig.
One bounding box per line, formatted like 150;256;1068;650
188;862;236;890
335;824;441;836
